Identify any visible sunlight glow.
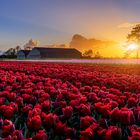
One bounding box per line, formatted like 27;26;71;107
126;43;139;51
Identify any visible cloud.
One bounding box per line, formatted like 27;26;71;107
23;39;39;50
118;22;140;28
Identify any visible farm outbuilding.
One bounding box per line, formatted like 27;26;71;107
27;47;82;59
17;50;31;59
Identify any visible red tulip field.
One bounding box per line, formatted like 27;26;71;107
1;61;140;140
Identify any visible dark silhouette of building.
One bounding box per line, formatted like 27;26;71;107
27;47;82;59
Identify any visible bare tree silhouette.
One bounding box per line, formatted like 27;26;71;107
127;24;140;58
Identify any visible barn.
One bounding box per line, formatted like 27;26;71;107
27;47;82;59
17;50;31;59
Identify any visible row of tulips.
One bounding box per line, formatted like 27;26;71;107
0;61;140;140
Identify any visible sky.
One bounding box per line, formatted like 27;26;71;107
0;0;140;51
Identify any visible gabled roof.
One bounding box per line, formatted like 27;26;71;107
31;47;82;58
18;50;31;56
34;47;81;54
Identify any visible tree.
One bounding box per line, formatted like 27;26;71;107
94;51;101;58
4;46;21;58
83;49;93;58
15;46;21;54
4;48;16;58
127;24;140;58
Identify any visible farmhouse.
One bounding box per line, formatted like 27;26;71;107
27;47;82;59
17;50;31;59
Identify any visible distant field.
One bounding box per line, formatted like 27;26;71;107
4;58;140;64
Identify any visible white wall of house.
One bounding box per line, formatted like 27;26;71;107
27;48;41;58
17;51;25;59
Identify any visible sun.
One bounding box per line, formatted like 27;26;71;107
126;43;139;51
